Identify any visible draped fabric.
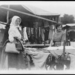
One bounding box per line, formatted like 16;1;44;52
23;27;28;41
46;46;75;69
27;48;49;69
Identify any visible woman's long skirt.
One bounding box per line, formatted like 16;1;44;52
1;46;27;70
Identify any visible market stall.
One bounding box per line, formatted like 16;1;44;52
62;23;75;46
0;5;60;70
0;5;60;45
1;5;74;70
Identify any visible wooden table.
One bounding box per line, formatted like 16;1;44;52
24;44;50;47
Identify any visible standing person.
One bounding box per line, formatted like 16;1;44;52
48;24;66;69
48;24;66;58
41;21;49;44
44;21;49;44
0;24;9;69
48;24;66;46
1;16;26;69
2;20;11;46
34;21;39;44
48;24;75;70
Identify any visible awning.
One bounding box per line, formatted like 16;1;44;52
62;23;75;30
63;23;75;27
0;5;60;27
22;5;59;16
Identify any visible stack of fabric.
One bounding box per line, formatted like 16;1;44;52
26;48;50;69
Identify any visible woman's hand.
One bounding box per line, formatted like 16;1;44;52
9;35;14;43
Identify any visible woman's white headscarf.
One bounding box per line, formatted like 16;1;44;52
10;16;21;26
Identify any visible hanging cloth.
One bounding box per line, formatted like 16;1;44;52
23;27;28;41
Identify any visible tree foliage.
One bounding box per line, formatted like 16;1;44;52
60;14;75;24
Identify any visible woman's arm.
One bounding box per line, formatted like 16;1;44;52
8;26;21;42
8;28;15;42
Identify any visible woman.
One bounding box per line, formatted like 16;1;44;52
47;24;75;70
2;16;27;69
49;24;66;46
47;24;66;70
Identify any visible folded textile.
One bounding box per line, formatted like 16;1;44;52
27;49;49;69
46;46;75;50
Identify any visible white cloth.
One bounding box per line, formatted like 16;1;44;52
23;27;28;41
45;46;75;69
27;48;49;69
46;46;75;55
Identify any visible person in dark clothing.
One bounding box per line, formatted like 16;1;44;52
68;30;75;41
2;24;10;45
